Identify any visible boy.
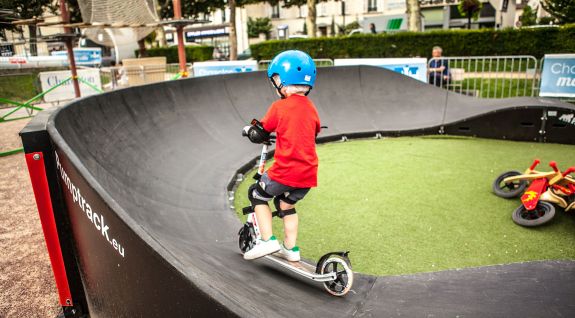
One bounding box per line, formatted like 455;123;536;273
242;50;320;262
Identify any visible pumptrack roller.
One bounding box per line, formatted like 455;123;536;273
23;66;575;317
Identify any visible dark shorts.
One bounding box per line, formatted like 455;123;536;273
253;172;310;204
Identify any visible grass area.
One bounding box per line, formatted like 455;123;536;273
457;78;535;98
234;136;575;276
0;74;38;104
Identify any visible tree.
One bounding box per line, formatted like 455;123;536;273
247;17;272;38
458;0;482;29
541;0;575;24
405;0;421;32
0;0;57;56
519;5;537;27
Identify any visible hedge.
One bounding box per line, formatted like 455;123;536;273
250;24;575;60
136;45;214;63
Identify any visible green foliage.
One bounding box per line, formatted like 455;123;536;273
157;0;226;19
137;46;214;63
519;5;537;27
458;0;482;19
250;24;575;60
538;16;556;25
541;0;575;24
247;17;272;38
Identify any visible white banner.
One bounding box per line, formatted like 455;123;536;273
39;69;102;102
334;58;428;82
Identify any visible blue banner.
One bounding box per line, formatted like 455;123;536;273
52;48;102;66
540;54;575;98
193;61;258;77
334;58;428;82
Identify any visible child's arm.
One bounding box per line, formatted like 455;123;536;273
261;103;278;132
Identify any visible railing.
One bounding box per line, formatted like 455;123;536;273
428;55;539;98
100;63;191;90
258;59;334;71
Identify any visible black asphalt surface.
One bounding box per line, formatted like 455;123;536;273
46;66;575;317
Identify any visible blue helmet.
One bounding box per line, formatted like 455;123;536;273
267;50;317;89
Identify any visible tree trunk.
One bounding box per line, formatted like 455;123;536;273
229;0;238;60
468;11;472;29
28;25;38;56
138;38;148;57
405;0;421;32
306;0;317;38
156;27;168;47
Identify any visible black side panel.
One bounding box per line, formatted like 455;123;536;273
52;147;236;317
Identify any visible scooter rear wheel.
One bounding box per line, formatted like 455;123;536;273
320;255;353;297
493;171;528;198
512;201;555;227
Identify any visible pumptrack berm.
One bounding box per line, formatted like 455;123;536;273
20;66;575;317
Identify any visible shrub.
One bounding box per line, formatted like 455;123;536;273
250;24;575;60
136;45;214;63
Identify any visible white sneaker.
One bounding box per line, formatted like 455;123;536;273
244;236;281;260
275;244;301;262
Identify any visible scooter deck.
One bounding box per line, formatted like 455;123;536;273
264;254;336;282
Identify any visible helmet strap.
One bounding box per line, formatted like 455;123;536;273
270;78;286;99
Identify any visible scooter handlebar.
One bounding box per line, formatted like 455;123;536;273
549;161;559;172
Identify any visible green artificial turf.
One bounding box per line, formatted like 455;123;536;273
234;136;575;276
0;74;37;104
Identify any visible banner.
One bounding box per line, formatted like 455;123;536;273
334;58;428;82
193;60;258;77
540;54;575;98
39;69;102;102
51;48;102;66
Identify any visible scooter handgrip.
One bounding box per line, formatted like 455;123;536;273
529;159;540;170
549;161;559;172
563;167;575;177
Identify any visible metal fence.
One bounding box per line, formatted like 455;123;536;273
100;63;190;90
428;55;540;98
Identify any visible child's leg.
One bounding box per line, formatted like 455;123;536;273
254;204;273;241
280;201;298;249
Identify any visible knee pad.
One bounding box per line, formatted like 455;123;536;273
248;183;272;207
272;194;297;219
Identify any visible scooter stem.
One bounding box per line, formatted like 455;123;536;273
257;143;269;177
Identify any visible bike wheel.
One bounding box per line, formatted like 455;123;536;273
238;223;256;254
512;201;556;227
320;255;354;297
493;171;527;198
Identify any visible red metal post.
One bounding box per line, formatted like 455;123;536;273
59;0;81;97
173;0;188;77
25;152;73;307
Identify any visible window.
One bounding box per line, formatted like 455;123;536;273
222;9;226;23
367;0;377;12
271;4;280;18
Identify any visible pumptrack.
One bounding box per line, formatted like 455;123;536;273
21;66;575;317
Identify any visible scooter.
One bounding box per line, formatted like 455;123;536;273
493;160;575;227
238;120;354;297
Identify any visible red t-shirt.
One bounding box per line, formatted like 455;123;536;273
261;94;321;188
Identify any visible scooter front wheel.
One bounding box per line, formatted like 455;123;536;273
320;255;354;297
493;171;528;198
512;201;555;227
238;223;257;254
